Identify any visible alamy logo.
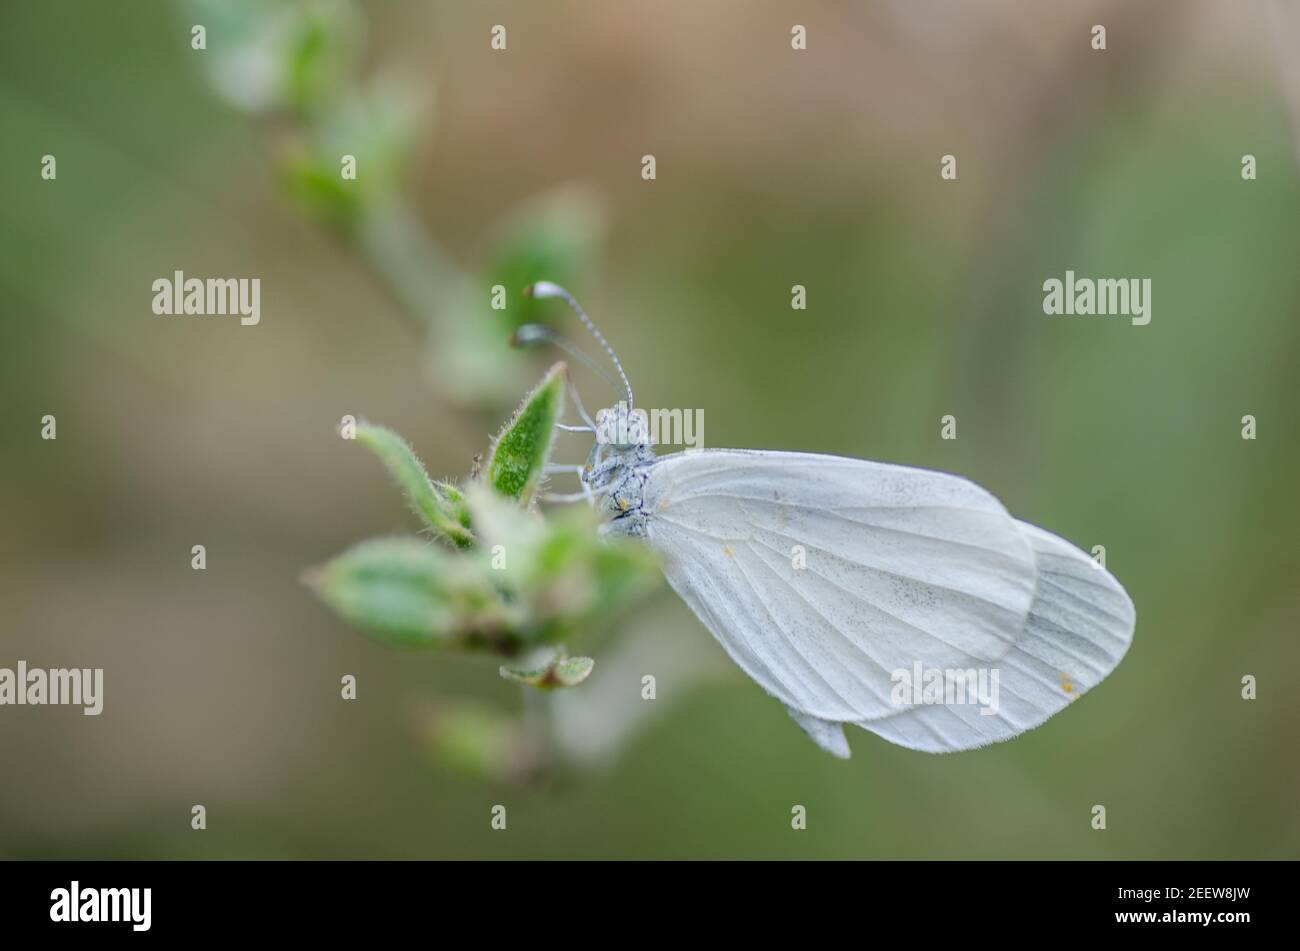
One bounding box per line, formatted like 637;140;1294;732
151;270;260;325
0;661;103;715
50;881;151;932
595;401;704;449
1042;270;1151;326
890;662;1000;716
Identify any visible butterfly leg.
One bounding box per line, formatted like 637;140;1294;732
539;481;615;505
543;463;597;504
562;385;598;432
538;490;595;504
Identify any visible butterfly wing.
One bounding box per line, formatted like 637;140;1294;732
855;521;1135;752
640;449;1134;756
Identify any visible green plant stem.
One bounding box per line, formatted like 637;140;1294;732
357;199;462;334
520;685;554;774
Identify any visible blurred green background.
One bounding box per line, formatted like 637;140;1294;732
1;0;1297;859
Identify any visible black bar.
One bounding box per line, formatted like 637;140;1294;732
0;860;1279;937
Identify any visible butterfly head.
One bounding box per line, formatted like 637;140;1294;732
594;401;651;450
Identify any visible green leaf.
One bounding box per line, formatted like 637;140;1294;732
281;0;362;116
432;480;474;545
308;468;661;661
482;186;607;335
424;185;606;405
303;538;518;652
499;648;595;690
278;76;428;233
415;700;540;783
355;422;473;548
464;486;661;646
279;157;366;232
485;363;566;505
185;0;362;116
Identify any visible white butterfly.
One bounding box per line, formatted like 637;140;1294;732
525;283;1136;758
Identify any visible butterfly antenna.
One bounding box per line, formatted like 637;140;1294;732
524;282;634;408
510;324;623;401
